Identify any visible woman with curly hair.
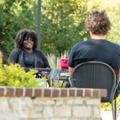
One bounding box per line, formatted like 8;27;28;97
68;11;120;76
8;29;50;70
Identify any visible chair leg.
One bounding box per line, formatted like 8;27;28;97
115;100;116;120
112;100;117;120
68;77;73;87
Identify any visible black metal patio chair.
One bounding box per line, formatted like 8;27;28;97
69;61;120;120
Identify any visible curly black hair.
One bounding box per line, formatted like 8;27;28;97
15;29;38;50
85;11;111;35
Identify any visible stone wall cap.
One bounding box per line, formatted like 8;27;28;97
0;87;107;98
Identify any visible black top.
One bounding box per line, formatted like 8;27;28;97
8;48;50;69
23;51;36;68
68;39;120;73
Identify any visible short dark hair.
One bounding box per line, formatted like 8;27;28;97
15;29;38;50
85;11;111;35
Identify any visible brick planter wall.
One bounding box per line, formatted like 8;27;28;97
0;87;106;120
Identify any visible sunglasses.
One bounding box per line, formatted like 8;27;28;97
24;38;34;42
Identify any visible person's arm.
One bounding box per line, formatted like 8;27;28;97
68;66;74;76
37;50;50;68
42;55;50;68
118;69;120;80
68;45;77;76
8;48;21;64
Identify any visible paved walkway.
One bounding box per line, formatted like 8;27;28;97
101;110;120;120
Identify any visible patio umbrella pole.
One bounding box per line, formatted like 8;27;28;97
37;0;41;50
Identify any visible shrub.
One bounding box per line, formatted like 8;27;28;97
0;64;47;87
101;95;120;111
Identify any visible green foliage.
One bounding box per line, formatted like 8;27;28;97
101;95;120;111
0;64;47;87
41;0;89;56
0;0;37;63
1;0;120;61
0;0;4;4
0;0;90;61
36;77;49;88
87;0;120;45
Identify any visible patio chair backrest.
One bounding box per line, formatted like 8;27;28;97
70;61;117;102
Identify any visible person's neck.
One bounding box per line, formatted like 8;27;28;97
90;33;106;40
24;48;33;53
